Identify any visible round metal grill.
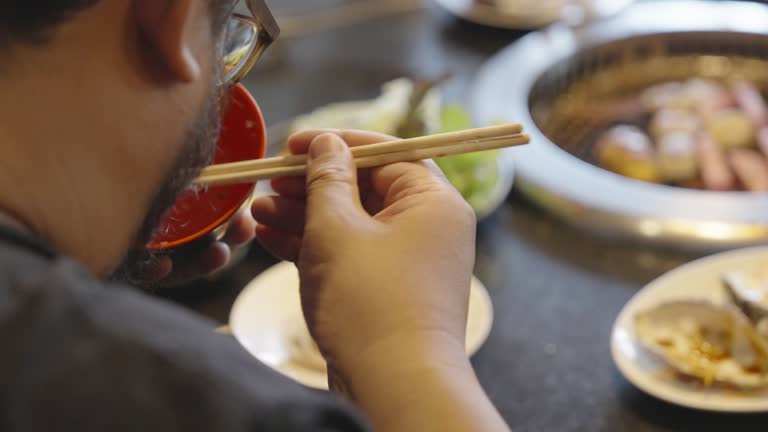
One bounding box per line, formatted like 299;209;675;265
472;1;768;251
532;32;768;162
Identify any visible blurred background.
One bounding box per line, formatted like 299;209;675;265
168;1;768;430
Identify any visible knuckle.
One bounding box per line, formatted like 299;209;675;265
388;174;444;202
422;159;452;183
307;163;354;189
459;199;477;226
315;132;340;143
442;188;476;227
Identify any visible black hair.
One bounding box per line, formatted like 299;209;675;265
0;0;98;45
0;1;234;47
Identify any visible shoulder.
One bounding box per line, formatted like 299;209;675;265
0;253;368;431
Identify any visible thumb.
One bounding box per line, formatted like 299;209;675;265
305;133;365;226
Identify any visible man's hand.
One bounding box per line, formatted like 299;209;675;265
252;130;509;432
252;129;475;371
139;210;256;285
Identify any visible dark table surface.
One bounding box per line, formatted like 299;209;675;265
165;2;768;430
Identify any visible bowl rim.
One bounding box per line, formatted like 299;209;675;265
145;84;266;251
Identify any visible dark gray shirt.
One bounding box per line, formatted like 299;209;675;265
0;227;368;431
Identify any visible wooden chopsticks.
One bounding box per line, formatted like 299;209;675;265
195;124;529;187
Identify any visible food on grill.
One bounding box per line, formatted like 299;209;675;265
733;83;768;127
641;82;687;111
759;127;768;157
595;126;658;182
594;79;768;192
656;133;698;183
728;149;768;192
649;108;700;139
707;109;755;150
696;133;735;191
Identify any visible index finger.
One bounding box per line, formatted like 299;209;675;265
287;129;398;154
288;128;454;201
370;160;450;200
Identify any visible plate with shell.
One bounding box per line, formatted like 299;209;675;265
611;246;768;412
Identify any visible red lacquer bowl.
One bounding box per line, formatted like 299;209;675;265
147;84;266;251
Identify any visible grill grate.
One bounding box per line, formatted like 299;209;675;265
529;31;768;163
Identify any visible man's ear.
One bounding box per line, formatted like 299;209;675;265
133;0;203;83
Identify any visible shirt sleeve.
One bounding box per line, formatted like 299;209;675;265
0;256;370;432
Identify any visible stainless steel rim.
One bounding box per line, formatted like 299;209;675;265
432;0;563;29
432;0;635;30
471;0;768;251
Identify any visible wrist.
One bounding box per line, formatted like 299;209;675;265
333;330;472;397
331;331;503;431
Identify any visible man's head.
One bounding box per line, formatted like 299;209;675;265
0;1;96;47
0;0;237;274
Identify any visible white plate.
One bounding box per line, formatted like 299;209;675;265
230;261;494;390
611;246;768;412
433;0;566;29
432;0;634;30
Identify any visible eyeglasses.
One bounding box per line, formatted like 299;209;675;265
222;0;280;85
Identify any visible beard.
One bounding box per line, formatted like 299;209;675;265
111;75;227;286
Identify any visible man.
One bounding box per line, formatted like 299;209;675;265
0;1;510;431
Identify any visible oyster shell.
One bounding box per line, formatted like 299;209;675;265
724;271;768;340
634;300;768;388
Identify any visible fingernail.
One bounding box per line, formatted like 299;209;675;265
309;134;345;160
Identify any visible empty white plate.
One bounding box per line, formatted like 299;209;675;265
230;261;494;390
611;246;768;412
